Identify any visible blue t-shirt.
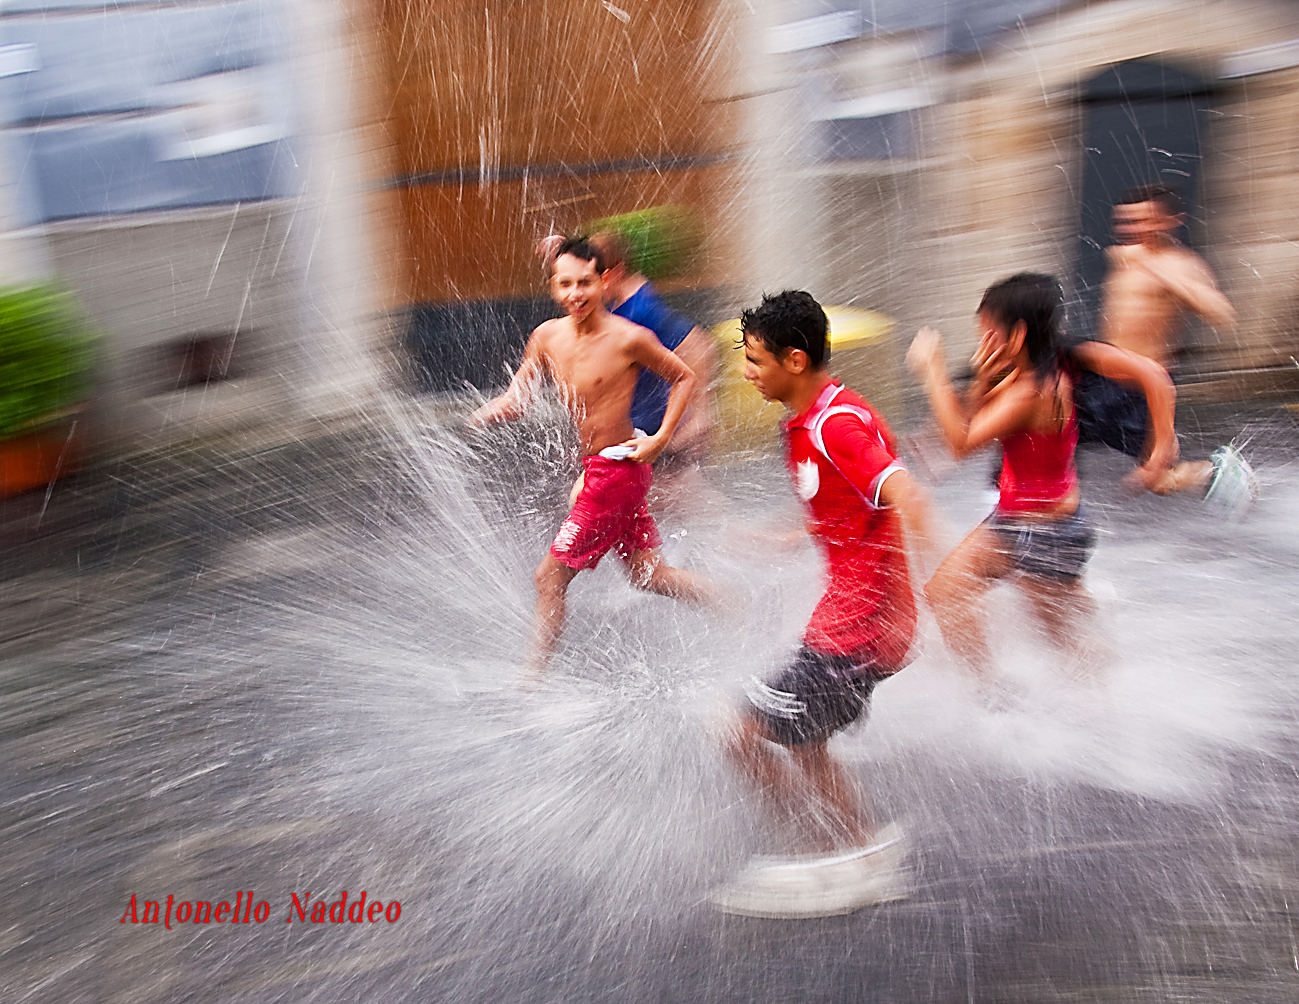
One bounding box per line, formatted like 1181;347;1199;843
614;283;696;435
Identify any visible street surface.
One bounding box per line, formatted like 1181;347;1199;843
3;401;1298;1003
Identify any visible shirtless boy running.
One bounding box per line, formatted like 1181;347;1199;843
469;237;716;679
1073;184;1256;506
539;229;719;516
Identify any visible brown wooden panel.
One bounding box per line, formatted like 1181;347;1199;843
398;164;734;303
366;185;414;313
369;0;739;306
376;0;729;176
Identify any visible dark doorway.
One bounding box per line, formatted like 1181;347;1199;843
1075;61;1215;336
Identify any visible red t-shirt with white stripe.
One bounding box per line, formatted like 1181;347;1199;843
784;380;916;671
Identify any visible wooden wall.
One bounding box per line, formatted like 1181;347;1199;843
373;0;737;305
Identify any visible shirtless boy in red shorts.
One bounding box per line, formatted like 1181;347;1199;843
469;237;716;681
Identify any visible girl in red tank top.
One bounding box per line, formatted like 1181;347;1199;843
907;273;1097;694
997;377;1079;515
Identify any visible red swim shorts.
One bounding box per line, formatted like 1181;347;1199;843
550;455;661;571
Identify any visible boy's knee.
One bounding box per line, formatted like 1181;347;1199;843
628;554;661;591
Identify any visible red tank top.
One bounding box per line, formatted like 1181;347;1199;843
998;411;1079;515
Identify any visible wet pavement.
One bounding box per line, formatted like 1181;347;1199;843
3;399;1299;1003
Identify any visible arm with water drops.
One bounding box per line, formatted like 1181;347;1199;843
1140;248;1236;332
467;327;550;429
669;326;717;452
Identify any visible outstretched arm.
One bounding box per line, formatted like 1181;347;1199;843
467;330;548;428
1071;339;1179;484
670;327;716;451
623;330;697;463
877;469;943;581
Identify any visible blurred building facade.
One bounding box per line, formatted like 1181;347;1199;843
0;0;395;452
731;0;1299;404
0;0;740;454
6;0;1298;460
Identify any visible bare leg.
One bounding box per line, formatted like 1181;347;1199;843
568;472;585;509
1021;575;1106;680
1022;576;1094;649
723;712;871;851
924;526;1014;681
1128;428;1213;495
789;740;873;849
625;547;719;607
527;554;578;680
1145;459;1212;496
723;712;800;823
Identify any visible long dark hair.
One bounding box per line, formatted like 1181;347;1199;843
978;272;1064;378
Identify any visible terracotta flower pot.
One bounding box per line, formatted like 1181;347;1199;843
0;419;84;498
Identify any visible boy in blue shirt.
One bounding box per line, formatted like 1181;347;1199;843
588;230;714;453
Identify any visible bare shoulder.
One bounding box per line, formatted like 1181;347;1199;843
531;316;567;341
606;313;660;353
1172;243;1216;277
606;313;653;340
529;316;570;351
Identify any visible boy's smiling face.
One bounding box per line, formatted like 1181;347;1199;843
550;253;603;322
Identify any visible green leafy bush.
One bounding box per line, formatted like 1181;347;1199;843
0;284;97;439
584;205;704;281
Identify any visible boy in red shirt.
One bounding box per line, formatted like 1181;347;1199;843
715;291;933;918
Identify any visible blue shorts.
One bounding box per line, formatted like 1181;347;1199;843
1075;369;1149;459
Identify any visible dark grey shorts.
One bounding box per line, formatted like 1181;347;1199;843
985;505;1096;581
1075;369;1149;459
745;646;892;747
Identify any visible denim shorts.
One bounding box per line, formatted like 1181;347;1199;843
985;505;1096;581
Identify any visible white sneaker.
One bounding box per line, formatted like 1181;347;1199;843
710;824;910;918
1203;443;1259;520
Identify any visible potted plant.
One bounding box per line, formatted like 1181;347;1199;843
584;205;704;281
0;284;97;498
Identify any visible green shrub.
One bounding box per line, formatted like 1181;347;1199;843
584;205;704;281
0;284;97;439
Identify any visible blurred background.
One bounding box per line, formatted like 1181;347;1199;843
3;0;1297;460
6;3;1299;1002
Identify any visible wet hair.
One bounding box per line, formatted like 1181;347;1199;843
587;230;629;271
739;290;829;369
978;273;1064;377
551;236;605;276
1118;183;1180;218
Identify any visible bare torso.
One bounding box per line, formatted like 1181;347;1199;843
535;313;648;455
1098;242;1216;367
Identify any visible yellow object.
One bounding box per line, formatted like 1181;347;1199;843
709;306;897;461
824;305;894;350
